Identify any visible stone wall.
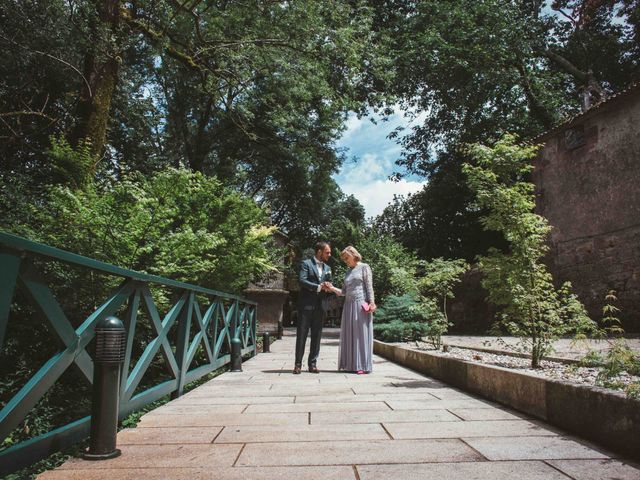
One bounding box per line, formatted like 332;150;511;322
449;84;640;333
448;269;494;334
533;84;640;331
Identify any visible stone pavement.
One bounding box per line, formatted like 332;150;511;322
39;329;640;479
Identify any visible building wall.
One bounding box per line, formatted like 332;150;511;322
532;88;640;331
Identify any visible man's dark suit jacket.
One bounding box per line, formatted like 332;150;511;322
298;258;332;312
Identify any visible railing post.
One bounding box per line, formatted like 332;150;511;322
262;331;270;353
277;320;283;340
172;291;192;399
230;300;242;371
83;316;126;460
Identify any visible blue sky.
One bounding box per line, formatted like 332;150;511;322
334;106;426;219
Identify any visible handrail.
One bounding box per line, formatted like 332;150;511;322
0;232;258;475
0;231;256;303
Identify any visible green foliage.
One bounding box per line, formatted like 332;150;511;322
464;135;596;367
374;320;431;343
47;136;94;189
579;349;604;368
375;157;507;262
583;293;640;399
373;293;447;348
597;340;640;378
600;290;625;337
595;338;640;399
417;258;469;314
375;294;423;324
4;168;276;292
414;298;449;349
373;0;639;261
0;0;392;245
412;257;469;348
328;228;418;305
0;168;273;475
626;382;640;400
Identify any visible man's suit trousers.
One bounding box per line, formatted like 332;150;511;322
295;308;324;367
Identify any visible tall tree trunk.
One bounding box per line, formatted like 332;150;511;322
72;0;121;167
515;62;556;129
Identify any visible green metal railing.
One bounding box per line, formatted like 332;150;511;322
0;232;257;475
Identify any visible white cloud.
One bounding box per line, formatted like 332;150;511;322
340;153;390;183
335;103;429;218
339;113;366;142
340;178;425;218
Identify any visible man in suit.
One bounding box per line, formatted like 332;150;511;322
294;241;332;374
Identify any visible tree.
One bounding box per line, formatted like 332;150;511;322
375;153;507;261
342;228;418;304
1;1;393;246
382;0;640;176
463;134;595;367
370;0;638;262
417;257;469;325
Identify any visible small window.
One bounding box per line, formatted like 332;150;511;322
564;126;585;150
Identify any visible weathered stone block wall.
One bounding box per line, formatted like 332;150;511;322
533;86;640;331
448;268;494;334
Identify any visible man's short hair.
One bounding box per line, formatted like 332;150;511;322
315;241;330;253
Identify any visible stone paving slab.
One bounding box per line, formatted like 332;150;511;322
293;393;440;403
215;423;389;443
184;385;356;397
352;385;480;398
166;396;295;406
138;412;309;427
58;444;241;469
463;436;611;460
311;409;462;425
546;459;640;480
40;466;357;480
356;460;571;480
148;403;247;414
317;375;427;384
117;426;222;444
383;420;557;439
266;386;358;396
41;329;640;479
245;401;391;413
237;439;483;466
385;399;496;410
448;407;527;421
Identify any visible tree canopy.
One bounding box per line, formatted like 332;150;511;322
1;0;388;246
2;0;638;256
374;0;639;260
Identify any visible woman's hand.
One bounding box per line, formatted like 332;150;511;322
369;302;377;313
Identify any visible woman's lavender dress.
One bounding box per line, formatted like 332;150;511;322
338;263;375;372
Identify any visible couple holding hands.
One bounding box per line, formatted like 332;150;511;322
294;241;376;375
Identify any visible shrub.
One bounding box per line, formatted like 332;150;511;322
374;320;431;343
374;293;447;347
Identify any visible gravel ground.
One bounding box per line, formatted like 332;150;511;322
408;341;640;394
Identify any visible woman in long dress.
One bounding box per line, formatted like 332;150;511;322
329;246;376;374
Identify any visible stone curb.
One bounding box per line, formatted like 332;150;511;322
374;340;640;460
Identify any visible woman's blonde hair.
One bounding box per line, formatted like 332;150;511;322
340;245;362;262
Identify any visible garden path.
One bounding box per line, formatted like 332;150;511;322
39;329;640;479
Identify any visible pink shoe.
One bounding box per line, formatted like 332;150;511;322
357;370;365;375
